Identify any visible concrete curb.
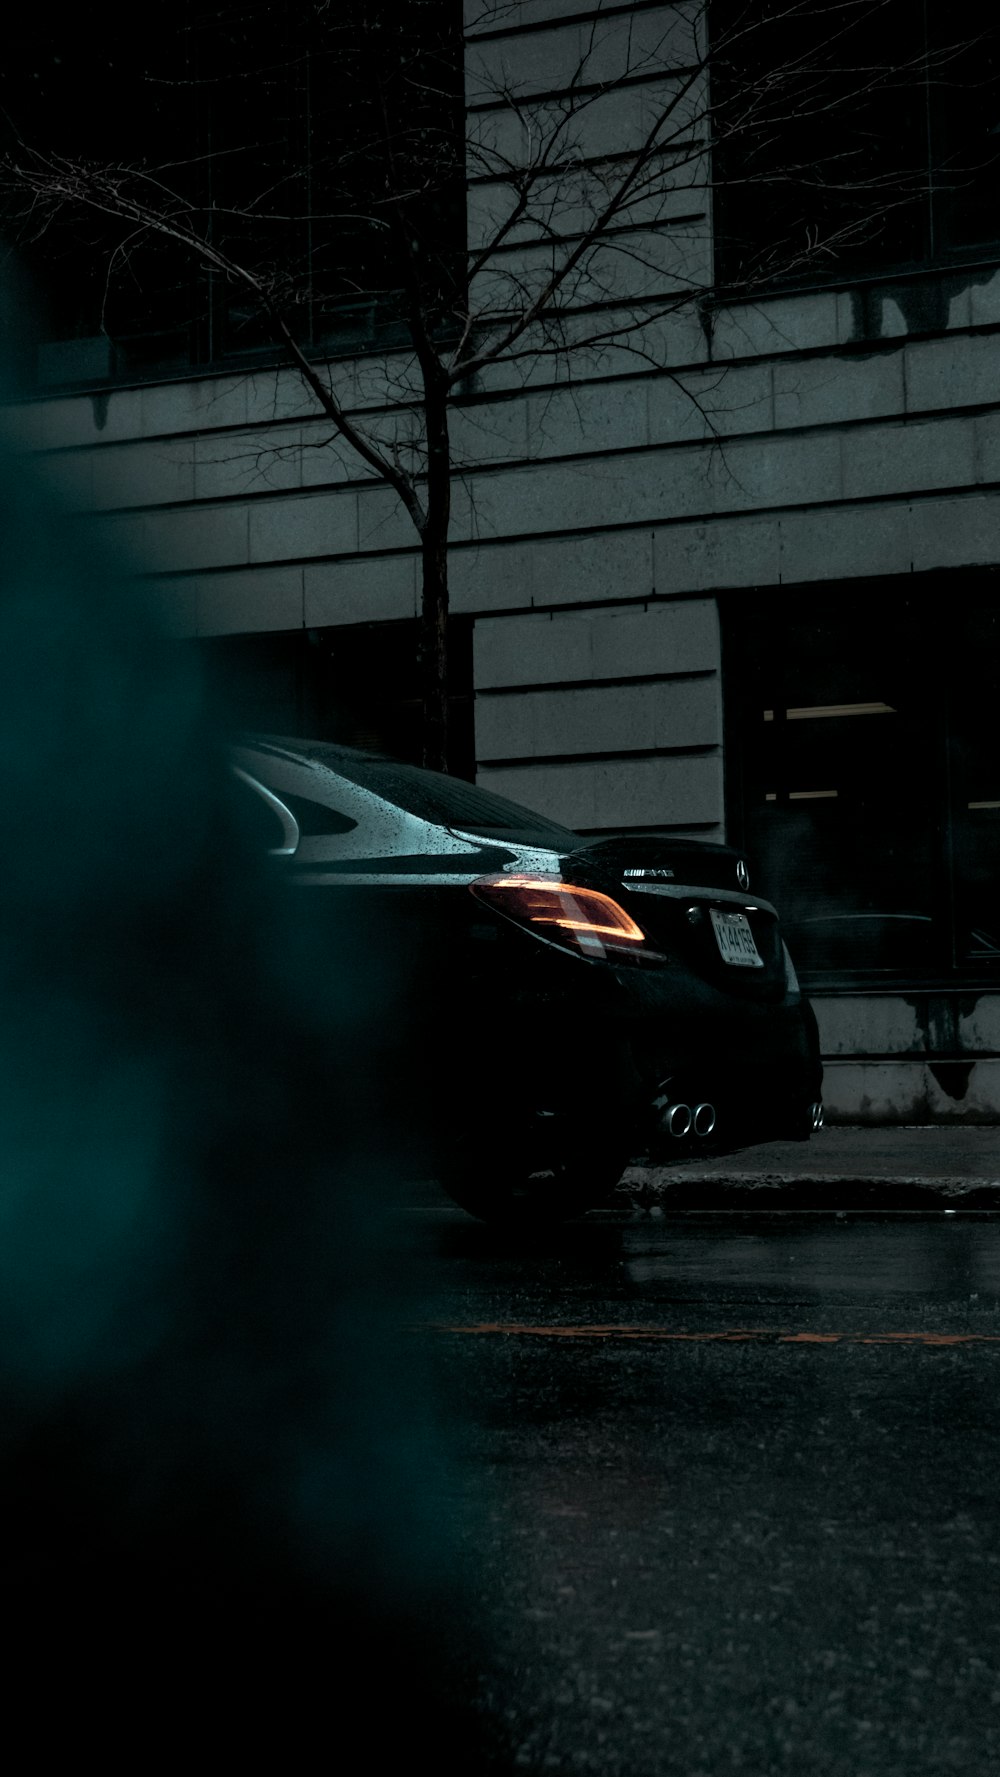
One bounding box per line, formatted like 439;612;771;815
614;1173;1000;1210
612;1127;1000;1209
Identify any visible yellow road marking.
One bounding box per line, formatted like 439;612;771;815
432;1324;1000;1345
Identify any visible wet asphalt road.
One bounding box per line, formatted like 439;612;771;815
413;1205;1000;1776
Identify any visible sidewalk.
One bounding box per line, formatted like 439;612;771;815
618;1125;1000;1210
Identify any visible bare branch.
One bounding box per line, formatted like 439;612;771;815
3;0;994;771
1;145;429;530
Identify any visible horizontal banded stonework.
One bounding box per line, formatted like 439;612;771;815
474;597;722;832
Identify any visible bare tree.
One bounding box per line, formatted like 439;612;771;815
1;0;989;770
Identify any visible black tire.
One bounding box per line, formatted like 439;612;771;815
439;1110;627;1225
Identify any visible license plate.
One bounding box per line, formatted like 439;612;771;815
710;908;764;968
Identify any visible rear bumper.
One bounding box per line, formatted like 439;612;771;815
622;993;823;1160
444;969;822;1168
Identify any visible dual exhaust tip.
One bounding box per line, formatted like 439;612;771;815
663;1101;716;1139
660;1099;824;1139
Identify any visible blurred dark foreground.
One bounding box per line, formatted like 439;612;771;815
0;445;500;1763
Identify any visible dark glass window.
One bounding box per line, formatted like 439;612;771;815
200;616;475;781
2;1;465;383
229;774;291;854
289;742;579;849
947;601;1000;964
712;0;1000;285
725;578;1000;983
279;794;357;839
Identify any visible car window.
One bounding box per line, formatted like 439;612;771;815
278;793;357;838
232;749;359;841
292;744;578;847
230;774;294;855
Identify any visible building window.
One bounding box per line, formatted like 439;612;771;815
712;0;1000;286
2;1;465;386
199;617;475;780
724;578;1000;985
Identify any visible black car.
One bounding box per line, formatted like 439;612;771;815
230;735;823;1222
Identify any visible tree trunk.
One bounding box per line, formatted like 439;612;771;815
419;528;450;773
419;380;452;774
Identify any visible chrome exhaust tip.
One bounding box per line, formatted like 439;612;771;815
693;1102;716;1137
810;1100;825;1131
664;1102;693;1138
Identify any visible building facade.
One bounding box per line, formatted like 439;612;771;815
4;0;1000;1121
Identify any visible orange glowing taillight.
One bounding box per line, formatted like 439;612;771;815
469;875;667;966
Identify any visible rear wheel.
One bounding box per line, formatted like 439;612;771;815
439;1109;627;1225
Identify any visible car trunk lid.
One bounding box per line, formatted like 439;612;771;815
562;835;786;999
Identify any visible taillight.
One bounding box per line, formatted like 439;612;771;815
470;875;667;966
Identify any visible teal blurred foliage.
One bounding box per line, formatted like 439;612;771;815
0;441;491;1760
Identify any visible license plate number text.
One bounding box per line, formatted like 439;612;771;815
710;908;764;968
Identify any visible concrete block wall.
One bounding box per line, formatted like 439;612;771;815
3;1;1000;1122
474;598;723;833
9;262;1000;653
815;995;1000;1125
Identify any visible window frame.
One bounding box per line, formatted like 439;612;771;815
722;571;1000;993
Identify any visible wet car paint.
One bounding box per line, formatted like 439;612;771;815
232;736;823;1217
